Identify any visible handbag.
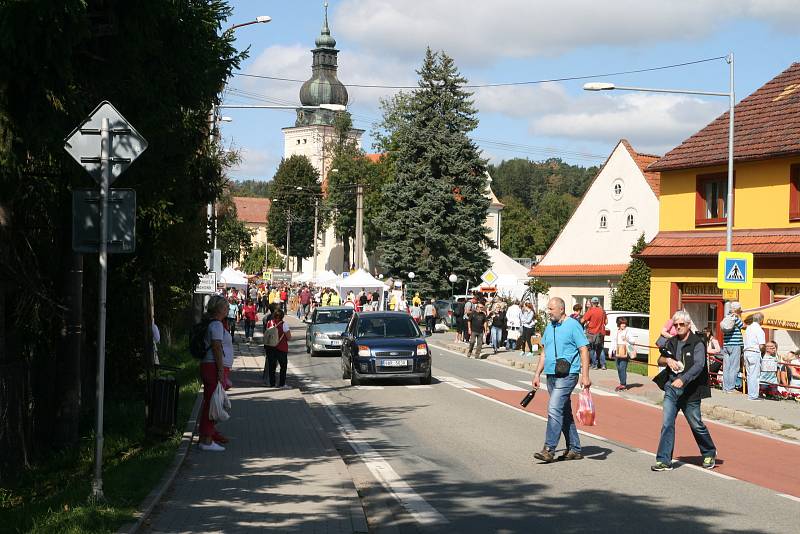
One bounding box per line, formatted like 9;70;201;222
264;320;286;348
508;327;521;341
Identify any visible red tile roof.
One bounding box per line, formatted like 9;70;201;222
365;153;383;163
621;139;661;197
232;197;270;224
529;264;629;277
637;228;800;258
649;62;800;171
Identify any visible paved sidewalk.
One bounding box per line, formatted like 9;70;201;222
429;328;800;438
145;327;367;534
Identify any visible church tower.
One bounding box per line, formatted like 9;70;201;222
284;3;364;274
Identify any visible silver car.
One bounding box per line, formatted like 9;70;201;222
304;306;355;356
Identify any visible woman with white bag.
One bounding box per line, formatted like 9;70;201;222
199;295;234;452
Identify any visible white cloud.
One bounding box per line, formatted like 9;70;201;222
530;92;727;155
335;0;800;64
473;82;569;118
229;147;278;179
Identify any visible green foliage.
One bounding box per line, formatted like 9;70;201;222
267;155;320;261
228;179;272;198
240;243;283;274
0;0;243;477
324;112;385;270
216;191;253;267
611;234;651;313
489;158;596;254
374;49;489;297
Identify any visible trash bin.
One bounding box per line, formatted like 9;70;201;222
146;365;179;438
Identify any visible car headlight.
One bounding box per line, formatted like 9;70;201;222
417;343;428;356
358;345;371;357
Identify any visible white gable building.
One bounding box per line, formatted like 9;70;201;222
530;140;661;310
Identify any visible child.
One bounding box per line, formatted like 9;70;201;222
615;317;636;391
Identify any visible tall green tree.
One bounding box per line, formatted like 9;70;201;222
499;196;539;259
0;0;243;473
374;49;490;297
216;191;253;267
611;234;651;313
240;243;283;273
267;155;320;266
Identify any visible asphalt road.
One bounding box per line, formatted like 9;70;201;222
285;320;800;533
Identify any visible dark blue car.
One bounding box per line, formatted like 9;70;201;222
341;311;432;386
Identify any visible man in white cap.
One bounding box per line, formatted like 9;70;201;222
720;301;745;393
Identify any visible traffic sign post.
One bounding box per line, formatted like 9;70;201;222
64;102;147;501
717;251;753;290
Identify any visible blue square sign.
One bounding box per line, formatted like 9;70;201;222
717;251;753;289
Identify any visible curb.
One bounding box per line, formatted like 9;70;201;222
440;342;797;440
117;391;203;534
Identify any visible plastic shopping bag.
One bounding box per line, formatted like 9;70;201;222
576;387;596;426
209;382;230;422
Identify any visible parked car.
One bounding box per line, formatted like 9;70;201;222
304;306;354;357
602;311;650;361
341;311;432;385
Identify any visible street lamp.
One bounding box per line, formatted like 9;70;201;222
449;273;457;298
583;52;735;251
407;271;415;300
226;15;271;33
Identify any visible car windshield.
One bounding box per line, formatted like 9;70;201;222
315;309;353;324
357;317;420;338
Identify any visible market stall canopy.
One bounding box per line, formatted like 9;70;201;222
219;267;249;288
336;269;389;291
315;270;339;287
743;293;800;331
294;271;313;283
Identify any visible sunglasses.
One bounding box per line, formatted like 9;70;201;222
675;322;688;327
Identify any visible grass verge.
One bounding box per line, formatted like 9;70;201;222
605;358;649;376
1;339;200;534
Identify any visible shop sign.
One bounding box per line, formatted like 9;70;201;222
682;283;722;296
774;284;800;297
722;289;739;300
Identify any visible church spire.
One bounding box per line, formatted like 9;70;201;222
315;1;336;48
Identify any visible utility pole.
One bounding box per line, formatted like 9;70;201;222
285;205;292;272
312;196;319;279
354;183;364;270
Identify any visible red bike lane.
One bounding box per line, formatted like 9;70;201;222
471;387;800;498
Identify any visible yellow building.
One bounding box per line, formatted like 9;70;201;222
640;62;800;373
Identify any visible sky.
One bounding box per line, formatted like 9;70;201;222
220;0;800;182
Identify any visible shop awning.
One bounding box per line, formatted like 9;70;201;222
743;293;800;331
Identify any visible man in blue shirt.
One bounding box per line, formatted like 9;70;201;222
532;297;592;462
721;301;745;393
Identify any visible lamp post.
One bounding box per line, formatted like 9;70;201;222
449;273;457;298
407;271;415;301
583;52;735;251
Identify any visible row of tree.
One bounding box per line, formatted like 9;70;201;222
0;1;242;479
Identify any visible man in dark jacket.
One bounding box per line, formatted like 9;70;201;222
652;310;716;471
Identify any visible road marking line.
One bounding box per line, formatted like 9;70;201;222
477;378;526;391
354;385;384;390
588;388;618;397
286;361;448;525
777;493;800;503
312;391;448;525
435;376;476;389
405;385;433;389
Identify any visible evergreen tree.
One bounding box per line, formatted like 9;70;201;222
611;234;651;313
267;155;320;265
375;49;490;297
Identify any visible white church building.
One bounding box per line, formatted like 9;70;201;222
530;140;661;310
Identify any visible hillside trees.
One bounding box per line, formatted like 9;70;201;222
374;49;490;297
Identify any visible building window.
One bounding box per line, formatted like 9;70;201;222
695;172;731;226
790;164;800;221
598;210;609;231
626;213;635;228
599;215;607;229
612;179;624;200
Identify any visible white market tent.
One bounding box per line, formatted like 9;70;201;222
315;270;339;287
293;271;313;283
336;269;389;310
219;267;249;289
474;248;530;300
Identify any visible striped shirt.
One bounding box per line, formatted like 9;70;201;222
722;315;744;346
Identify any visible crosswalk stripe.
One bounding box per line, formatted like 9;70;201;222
354;385;384;390
406;385;433;389
518;380;534;387
477;378;526;391
435;376;476;389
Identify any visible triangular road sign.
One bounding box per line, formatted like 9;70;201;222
726;262;744;281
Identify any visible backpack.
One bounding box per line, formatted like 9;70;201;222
720;313;737;332
189;318;218;359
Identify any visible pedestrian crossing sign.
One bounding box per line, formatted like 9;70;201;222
717;251;753;289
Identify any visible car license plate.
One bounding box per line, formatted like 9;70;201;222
382;359;409;367
328;339;342;346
